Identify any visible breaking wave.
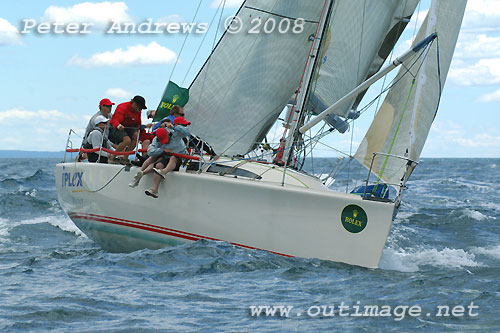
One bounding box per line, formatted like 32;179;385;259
471;245;500;260
379;247;481;272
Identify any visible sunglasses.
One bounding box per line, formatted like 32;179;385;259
176;113;185;116
103;105;113;107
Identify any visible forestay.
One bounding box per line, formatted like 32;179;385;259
185;0;325;156
307;0;420;117
355;0;467;185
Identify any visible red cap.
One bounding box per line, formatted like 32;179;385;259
99;98;115;107
174;116;191;126
156;128;169;144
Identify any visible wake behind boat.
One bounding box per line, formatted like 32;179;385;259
56;0;466;268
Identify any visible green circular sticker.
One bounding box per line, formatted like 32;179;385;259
341;205;368;233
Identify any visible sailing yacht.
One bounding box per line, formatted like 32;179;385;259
56;0;467;268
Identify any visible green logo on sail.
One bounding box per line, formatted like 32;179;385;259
341;205;367;233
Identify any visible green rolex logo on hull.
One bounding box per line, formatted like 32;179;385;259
341;205;367;233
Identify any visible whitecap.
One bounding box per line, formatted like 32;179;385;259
0;215;85;238
380;247;481;272
379;248;419;272
394;210;416;222
25;189;37;197
462;208;489;221
490;164;497;168
481;202;500;212
48;215;86;237
471;244;500;260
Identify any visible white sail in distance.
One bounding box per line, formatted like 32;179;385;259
307;0;420;117
185;0;326;156
355;0;467;185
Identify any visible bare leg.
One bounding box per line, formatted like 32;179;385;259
151;161;165;193
141;156;158;174
116;136;131;153
129;131;138;151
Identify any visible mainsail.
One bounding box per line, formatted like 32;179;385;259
306;0;420;117
185;0;326;156
354;0;467;185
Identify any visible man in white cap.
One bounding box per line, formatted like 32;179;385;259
82;115;116;163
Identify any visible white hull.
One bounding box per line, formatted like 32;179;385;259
56;160;395;268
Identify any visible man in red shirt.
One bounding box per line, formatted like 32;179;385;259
109;95;147;164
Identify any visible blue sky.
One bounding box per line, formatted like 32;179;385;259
0;0;499;158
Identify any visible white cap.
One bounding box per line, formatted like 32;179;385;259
94;115;109;125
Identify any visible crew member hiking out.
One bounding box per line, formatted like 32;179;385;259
109;95;147;165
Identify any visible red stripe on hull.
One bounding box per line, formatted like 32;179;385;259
68;212;293;257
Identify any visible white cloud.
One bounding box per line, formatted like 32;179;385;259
394;1;500;88
448;58;500;86
462;0;500;32
424;120;500;157
455;134;500;148
455;33;500;59
41;1;133;27
0;18;21;46
0;108;83;150
68;42;177;67
105;88;132;99
0;108;77;122
210;0;244;9
478;88;500;102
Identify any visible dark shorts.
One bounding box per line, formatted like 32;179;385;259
109;126;137;145
156;154;182;171
88;153;108;164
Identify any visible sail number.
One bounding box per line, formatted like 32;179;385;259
249;17;305;34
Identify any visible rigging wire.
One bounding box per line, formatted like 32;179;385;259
280;0;331;186
197;35;430;176
182;0;226;86
373;0;414;119
373;39;434;186
346;0;366;193
195;0;227;112
375;78;416;186
167;0;204;84
217;0;324;158
295;42;430;165
433;35;443;120
192;12;433;175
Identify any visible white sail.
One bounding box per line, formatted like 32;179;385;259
307;0;420;117
355;0;467;185
185;0;326;156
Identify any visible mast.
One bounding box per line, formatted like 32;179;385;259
280;0;334;171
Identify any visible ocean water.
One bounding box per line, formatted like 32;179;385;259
0;158;498;331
